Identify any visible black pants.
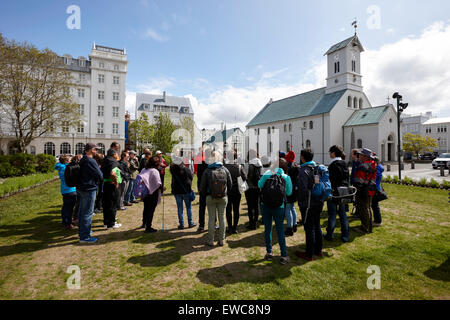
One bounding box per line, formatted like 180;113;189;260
143;191;158;230
62;192;77;226
198;192;207;228
245;188;260;227
371;197;382;224
103;183;118;227
95;180;103;210
300;203;324;258
226;190;241;231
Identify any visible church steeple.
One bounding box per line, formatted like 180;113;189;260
324;35;364;94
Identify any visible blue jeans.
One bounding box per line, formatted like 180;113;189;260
261;204;287;257
125;179;135;203
62;192;77;226
326;200;349;241
174;193;193;227
77;189;97;240
285;202;298;228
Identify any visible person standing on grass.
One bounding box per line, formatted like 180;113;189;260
93;153;104;214
155;150;168;188
258;157;293;265
224;149;247;235
282;152;299;236
371;155;384;227
71;154;82;224
200;150;232;247
102;149;122;230
139;149;152;173
353;148;377;234
195;147;208;233
295;149;324;261
125;150;139;204
170;157;196;230
78;143;103;244
324;145;350;243
245;149;262;230
118;151;131;209
55;154;77;230
140;156;163;233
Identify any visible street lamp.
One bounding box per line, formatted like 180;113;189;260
301;126;306;149
393;92;408;180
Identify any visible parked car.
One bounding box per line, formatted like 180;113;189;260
420;152;437;161
432;153;450;169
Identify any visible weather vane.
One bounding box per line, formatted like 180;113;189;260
352;19;358;35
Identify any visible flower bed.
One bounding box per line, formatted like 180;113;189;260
383;175;450;190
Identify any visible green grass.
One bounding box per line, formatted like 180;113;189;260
0;172;448;300
0;171;57;197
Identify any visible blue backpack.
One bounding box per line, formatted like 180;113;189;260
311;165;332;202
133;174;149;199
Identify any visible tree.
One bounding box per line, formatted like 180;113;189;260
0;34;80;153
179;116;195;144
150;112;176;154
128;113;153;154
403;133;438;159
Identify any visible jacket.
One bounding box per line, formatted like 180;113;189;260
118;159;131;181
376;164;384;191
224;162;247;193
196;161;208;190
328;158;350;192
78;155;103;192
247;158;262;189
297;161;322;208
102;156;119;183
129;157;139;179
55;163;76;195
170;164;193;195
354;160;377;197
199;162;232;197
286;165;299;203
258;167;293;209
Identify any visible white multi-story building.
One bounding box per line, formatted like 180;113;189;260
422;117;450;153
0;43;128;156
401;112;433;136
135;92;194;127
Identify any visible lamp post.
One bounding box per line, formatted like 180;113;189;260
301;127;306;149
393;92;408;180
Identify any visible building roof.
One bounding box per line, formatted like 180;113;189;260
324;35;364;55
246;87;347;127
136;93;193;113
205;128;242;143
344;105;391;127
422;117;450;125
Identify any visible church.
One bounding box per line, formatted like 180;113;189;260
246;33;398;165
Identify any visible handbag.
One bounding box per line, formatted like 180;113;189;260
174;173;196;202
374;186;388;202
237;165;249;194
335;186;356;205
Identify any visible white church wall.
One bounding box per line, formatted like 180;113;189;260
344;124;379;158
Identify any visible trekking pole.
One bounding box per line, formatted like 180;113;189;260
162;190;165;232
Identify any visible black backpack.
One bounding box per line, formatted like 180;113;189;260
210;168;228;198
64;162;80;187
261;174;286;208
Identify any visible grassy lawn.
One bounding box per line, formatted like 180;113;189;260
0;172;57;197
0;172;448;300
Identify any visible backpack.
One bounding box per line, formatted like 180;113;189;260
210;168;228;198
249;164;262;186
261;173;286;208
311;165;332;202
64;162;80;188
133;174;149;199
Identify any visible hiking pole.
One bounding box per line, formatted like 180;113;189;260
162;190;165;232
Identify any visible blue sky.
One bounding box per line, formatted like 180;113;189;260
1;0;450;128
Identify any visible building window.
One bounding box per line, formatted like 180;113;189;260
269;142;272;153
97;123;104;134
77;123;84;133
352;60;356;72
79;60;85;67
62;122;69;133
78;88;85;98
348;96;352;108
30;146;36;155
98;74;105;83
97;143;105;155
114;65;119;71
113;76;120;85
113;106;119;118
112;123;119;134
75;143;84;155
359;98;363;109
254;129;257;135
98;105;104;117
334;61;340;73
78;104;84;115
306;140;311;148
44;142;55;156
284;124;287;132
357;139;363;149
257;128;260;135
60;142;71;155
99;62;104;68
79;73;85;81
309;121;313;130
98;91;104;100
303;121;307;129
113;92;119;101
354;97;358;109
268;127;271;134
289;124;292;132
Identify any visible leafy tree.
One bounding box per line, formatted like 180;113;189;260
179;116;195;144
403;133;438;159
128;113;153;154
150;112;176;154
0;34;80;153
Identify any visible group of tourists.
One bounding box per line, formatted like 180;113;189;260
55;142;386;264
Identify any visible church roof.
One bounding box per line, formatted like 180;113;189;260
324;35;364;55
344;105;390;127
246;87;347;127
205;128;242;143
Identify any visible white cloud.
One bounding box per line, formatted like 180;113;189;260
125;91;136;119
143;28;168;42
137;77;174;93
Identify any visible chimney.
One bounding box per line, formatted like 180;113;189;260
163;91;166;102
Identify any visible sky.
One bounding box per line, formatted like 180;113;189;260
1;0;450;130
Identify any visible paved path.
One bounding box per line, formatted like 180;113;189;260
382;163;449;183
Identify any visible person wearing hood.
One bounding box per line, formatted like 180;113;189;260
102;149;122;230
282;153;299;236
324;145;350;243
55;154;77;230
258;158;293;265
245;150;262;230
200;150;232;246
371;155;384;227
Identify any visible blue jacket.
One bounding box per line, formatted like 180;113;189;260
350;160;361;186
258;168;293;209
376;164;385;191
55;163;76;195
78;155;103;192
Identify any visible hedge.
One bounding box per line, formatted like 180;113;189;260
0;154;56;178
383;175;450;190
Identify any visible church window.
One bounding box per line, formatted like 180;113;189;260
357;139;363;148
353;97;358;109
309;121;313;130
348;96;352;108
306;140;311;148
352;60;356;72
289;124;292;132
359;98;363;109
334;62;340;73
284;124;287;132
268;127;271;134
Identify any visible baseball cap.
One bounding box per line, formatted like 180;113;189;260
156;150;162;155
85;142;99;152
129;150;137;155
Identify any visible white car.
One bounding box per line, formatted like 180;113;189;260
432;153;450;169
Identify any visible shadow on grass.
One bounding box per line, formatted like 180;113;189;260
424;257;450;282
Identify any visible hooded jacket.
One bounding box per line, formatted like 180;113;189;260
328;158;350;192
102;156;119;183
297;160;323;207
170;164;193;195
258;167;293;209
199;162;232;197
78;155;103;192
247;158;263;189
55;163;76;195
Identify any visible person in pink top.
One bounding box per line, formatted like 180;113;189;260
140;156;164;233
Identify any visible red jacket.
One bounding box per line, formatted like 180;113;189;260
353;159;377;197
159;157;167;175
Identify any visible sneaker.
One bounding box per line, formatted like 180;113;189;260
293;225;298;233
341;237;349;243
131;200;139;204
79;237;98;244
232;228;239;234
264;253;273;261
280;256;290;265
285;228;294;237
206;241;215;247
197;226;205;233
188;223;197;229
120;207;127;211
373;222;382;227
323;234;333;242
107;223;122;229
145;228;157;233
63;224;74;230
218;240;225;246
178;225;185;230
295;251;313;261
